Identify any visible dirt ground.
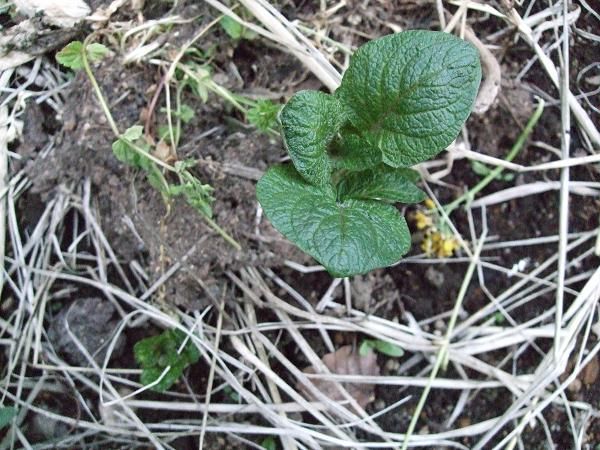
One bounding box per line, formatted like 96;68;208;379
3;0;600;448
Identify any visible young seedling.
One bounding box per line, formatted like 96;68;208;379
257;30;481;277
56;38;241;250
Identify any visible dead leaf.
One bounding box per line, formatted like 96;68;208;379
464;27;501;115
154;140;171;162
300;345;380;409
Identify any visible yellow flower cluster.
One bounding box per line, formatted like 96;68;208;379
413;199;460;258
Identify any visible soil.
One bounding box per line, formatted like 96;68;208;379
5;0;600;448
26;46;310;309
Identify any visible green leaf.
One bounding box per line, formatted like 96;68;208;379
220;16;243;39
56;41;85;70
174;159;197;173
261;436;277;450
337;165;426;204
223;385;241;402
86;43;109;62
257;165;411;277
493;312;506;325
335;30;481;168
134;329;200;392
178;104;195;123
146;166;168;194
360;339;404;357
0;406;17;429
56;41;108;70
280;91;347;186
373;340;405;357
330;131;381;171
168;181;214;218
122;125;143;141
157;123;181;145
220;16;257;40
112;126;154;171
247;100;280;132
161;105;195;124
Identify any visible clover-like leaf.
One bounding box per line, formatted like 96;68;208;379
337;165;426;204
86;43;109;62
335;30;481;168
56;41;85;69
56;41;108;70
280;91;347;186
257;165;410;277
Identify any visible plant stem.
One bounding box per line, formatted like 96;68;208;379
444;100;545;215
203;216;242;251
81;36;176;173
79;37;241;251
81;35;120;137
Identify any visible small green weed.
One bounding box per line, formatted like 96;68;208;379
247;100;281;132
134;328;200;392
56;39;241;250
359;339;404;357
219;15;257;41
260;436;277;450
56;41;108;70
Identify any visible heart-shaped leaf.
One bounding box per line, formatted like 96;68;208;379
280;91;347;186
335;30;481;167
337;165;426;204
257;165;410;277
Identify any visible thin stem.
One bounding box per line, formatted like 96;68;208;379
203;216;242;251
81;35;120;137
79;37;241;251
81;36;176;173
